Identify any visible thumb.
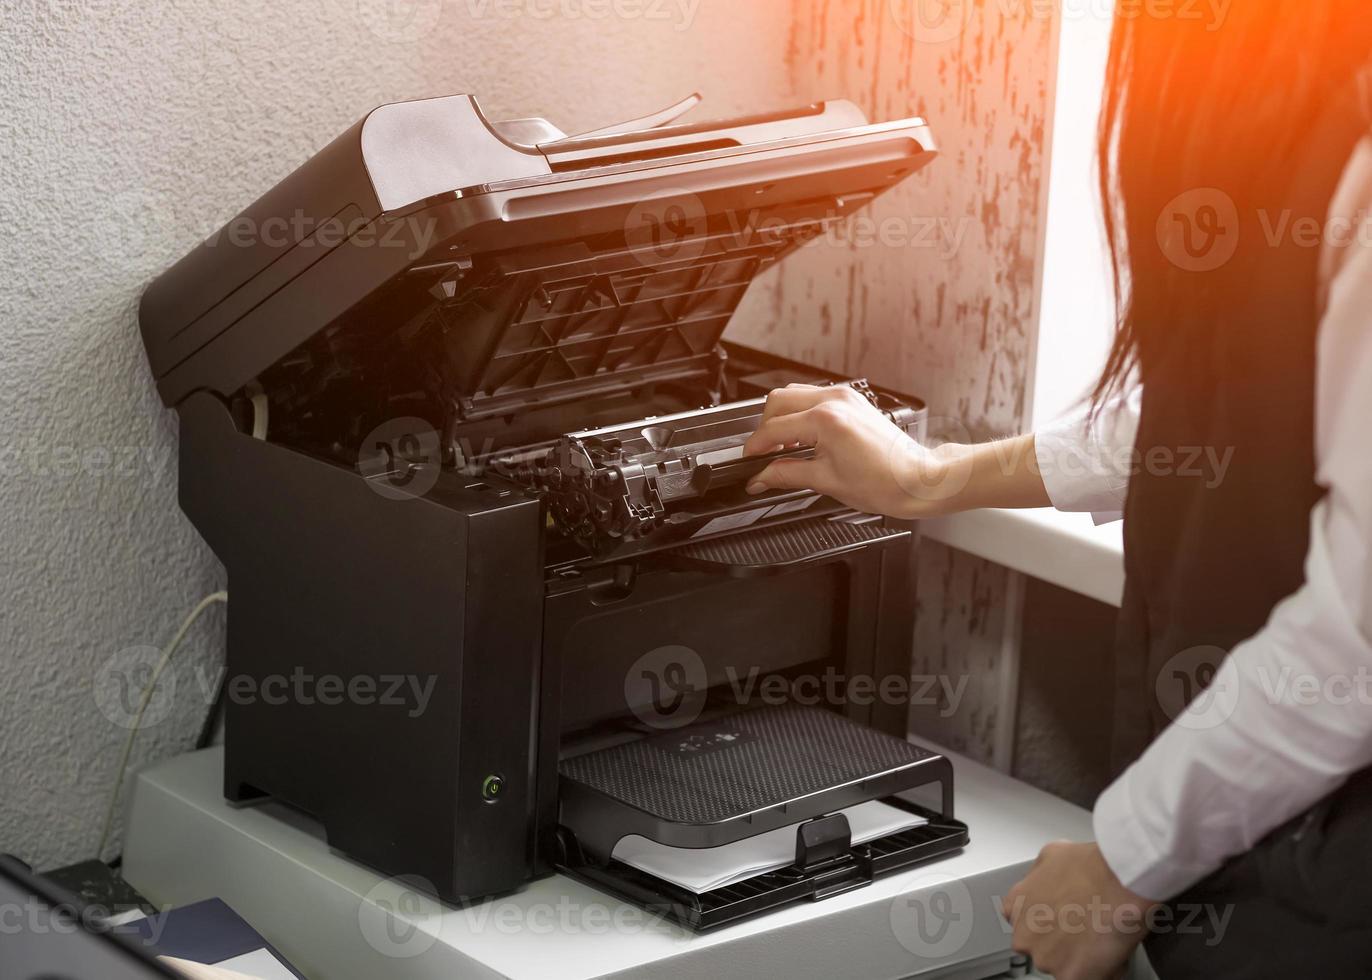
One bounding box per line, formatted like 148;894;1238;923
746;457;822;495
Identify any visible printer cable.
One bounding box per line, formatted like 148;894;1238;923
96;590;228;862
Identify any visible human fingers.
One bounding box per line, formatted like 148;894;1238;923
743;406;832;456
755;384;848;427
745;457;825;495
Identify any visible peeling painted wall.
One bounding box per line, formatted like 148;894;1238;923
733;0;1055;436
729;0;1059;761
0;0;797;871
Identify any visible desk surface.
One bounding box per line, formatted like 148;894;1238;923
922;507;1125;607
123;746;1091;980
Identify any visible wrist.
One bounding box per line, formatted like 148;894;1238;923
890;441;970;520
1089;842;1162;932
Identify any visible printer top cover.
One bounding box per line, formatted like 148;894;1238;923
138;93;936;431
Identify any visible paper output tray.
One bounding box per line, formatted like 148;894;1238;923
554;799;968;931
559;704;954;857
555;704;967;928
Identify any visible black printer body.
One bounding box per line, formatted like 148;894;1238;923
139;93;967;929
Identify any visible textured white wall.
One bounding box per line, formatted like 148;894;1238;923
0;0;797;870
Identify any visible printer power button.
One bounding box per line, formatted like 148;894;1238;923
481;774;505;804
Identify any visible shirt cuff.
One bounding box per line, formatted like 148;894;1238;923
1093;768;1219;902
1034;411;1132;521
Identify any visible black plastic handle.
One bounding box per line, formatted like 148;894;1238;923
690;446;814;494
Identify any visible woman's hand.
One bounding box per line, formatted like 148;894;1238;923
1001;841;1159;980
741;384;963;520
742;383;1053;520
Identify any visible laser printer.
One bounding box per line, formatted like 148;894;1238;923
137;91;970;931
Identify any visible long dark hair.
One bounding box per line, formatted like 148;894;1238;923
1092;3;1372;409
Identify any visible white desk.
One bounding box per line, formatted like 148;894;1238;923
123;746;1093;980
922;508;1125;607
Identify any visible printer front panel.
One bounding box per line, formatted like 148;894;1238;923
532;516;915;877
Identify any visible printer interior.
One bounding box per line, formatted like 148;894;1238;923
137;92;967;929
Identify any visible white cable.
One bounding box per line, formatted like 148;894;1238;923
96;590;228;861
247;382;268;440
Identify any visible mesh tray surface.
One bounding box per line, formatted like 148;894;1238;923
672;517;907;567
558;704;936;824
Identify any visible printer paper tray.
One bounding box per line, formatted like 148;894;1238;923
554;704;967;930
558;704;955;858
553;799;969;932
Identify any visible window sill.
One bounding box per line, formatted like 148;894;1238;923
920;508;1125;607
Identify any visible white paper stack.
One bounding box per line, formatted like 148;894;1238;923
610;800;927;894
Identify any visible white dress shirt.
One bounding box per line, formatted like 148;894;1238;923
1032;136;1372;901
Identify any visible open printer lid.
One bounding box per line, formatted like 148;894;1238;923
139;93;936;416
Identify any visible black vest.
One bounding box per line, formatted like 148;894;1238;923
1113;97;1370;769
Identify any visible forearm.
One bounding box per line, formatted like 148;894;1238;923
744;386;1061;521
905;434;1051;518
